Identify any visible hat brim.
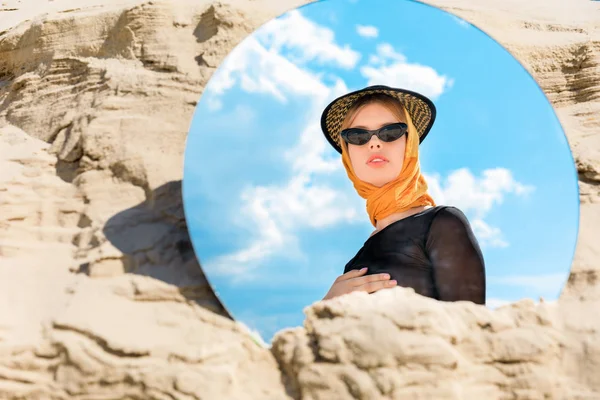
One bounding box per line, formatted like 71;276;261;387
320;85;437;154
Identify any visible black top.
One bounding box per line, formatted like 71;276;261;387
344;206;486;304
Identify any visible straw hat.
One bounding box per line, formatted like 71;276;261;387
320;85;437;154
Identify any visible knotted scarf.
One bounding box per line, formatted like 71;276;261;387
340;107;435;227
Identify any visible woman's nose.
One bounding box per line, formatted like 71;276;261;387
368;135;382;149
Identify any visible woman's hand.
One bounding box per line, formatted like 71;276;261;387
322;267;397;301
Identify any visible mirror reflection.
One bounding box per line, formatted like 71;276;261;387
183;0;579;344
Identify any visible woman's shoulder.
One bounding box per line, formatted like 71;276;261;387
419;205;468;222
374;206;467;232
425;205;483;258
426;205;473;233
430;205;468;219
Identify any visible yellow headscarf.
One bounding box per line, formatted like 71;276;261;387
340;106;435;227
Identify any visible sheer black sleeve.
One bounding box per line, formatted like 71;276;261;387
425;207;486;304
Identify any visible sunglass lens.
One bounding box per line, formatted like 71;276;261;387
378;126;406;142
345;130;370;145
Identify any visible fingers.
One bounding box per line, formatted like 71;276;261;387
356;279;397;294
335;267;368;282
351;272;392;287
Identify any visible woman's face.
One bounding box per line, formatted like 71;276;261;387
346;102;407;187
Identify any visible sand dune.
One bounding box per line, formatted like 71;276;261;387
0;0;599;398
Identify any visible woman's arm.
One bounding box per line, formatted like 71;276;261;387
425;207;486;304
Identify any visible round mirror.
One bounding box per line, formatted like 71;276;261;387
183;0;579;345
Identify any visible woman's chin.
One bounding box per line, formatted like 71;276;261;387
356;169;398;187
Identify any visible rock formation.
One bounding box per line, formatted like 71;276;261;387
0;0;598;398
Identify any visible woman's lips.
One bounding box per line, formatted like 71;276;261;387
366;155;389;168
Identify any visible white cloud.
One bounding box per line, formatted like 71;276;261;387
360;43;453;100
255;10;361;69
425;168;534;248
367;43;406;65
451;15;470;28
489;273;566;295
283;119;340;176
199;13;370;280
204;10;359;110
206;36;329;105
205;76;367;282
470;219;509;248
235;321;269;348
205;96;223;112
426;168;534;219
283;78;349;176
486;296;558;310
361;63;451;99
356;25;379;38
207;175;363;282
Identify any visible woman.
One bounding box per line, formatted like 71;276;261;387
320;85;486;304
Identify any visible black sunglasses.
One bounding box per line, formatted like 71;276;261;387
340;122;408;146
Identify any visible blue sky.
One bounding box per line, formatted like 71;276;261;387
182;0;580;344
